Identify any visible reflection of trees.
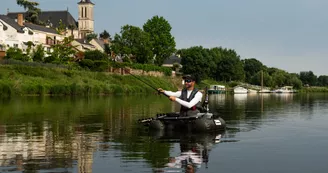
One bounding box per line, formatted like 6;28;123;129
0;96;172;172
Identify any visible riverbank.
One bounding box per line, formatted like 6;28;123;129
0;64;181;97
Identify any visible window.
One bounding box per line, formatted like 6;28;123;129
14;44;18;48
47;47;51;53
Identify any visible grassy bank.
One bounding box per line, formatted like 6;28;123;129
0;65;180;97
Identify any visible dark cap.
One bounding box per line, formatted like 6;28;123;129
182;74;196;81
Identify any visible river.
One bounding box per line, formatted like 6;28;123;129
0;93;328;173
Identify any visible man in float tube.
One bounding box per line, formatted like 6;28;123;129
158;74;203;117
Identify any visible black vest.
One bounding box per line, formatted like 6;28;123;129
179;88;202;113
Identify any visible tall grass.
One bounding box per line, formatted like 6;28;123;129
0;64;178;97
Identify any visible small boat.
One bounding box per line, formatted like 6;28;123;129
234;86;248;94
208;85;226;94
274;86;296;93
139;112;226;133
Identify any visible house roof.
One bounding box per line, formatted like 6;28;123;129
163;55;181;65
7;11;78;29
93;39;106;49
78;0;95;5
0;15;24;33
75;39;94;46
24;23;58;34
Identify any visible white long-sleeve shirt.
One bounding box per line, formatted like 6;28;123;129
164;90;203;108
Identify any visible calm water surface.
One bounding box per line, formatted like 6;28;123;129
0;93;328;173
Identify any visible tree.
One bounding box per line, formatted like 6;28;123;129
84;50;108;61
86;33;98;42
32;44;45;62
16;0;41;24
99;30;111;40
50;36;76;63
243;58;263;83
318;75;328;86
56;19;66;35
111;25;153;64
4;47;28;61
104;44;111;55
215;49;245;82
179;46;216;83
143;15;176;65
300;71;317;86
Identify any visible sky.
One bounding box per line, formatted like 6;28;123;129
1;0;328;75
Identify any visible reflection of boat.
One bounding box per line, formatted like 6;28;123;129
234;86;248;94
208;85;226;94
153;131;225;172
259;89;272;93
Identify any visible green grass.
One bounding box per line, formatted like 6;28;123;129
0;64;178;97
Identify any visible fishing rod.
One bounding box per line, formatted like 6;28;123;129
124;68;169;97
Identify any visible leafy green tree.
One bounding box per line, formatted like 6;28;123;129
56;19;66;34
50;36;76;63
84;50;108;61
112;25;153;64
104;44;111;55
243;58;263;83
179;46;216;83
317;75;328;86
32;44;45;62
300;71;317;86
99;30;111;40
216;49;245;82
86;33;98;42
5;47;28;61
16;0;41;24
143;15;176;65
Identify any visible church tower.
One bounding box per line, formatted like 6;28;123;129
78;0;94;39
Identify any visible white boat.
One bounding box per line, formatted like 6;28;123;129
234;86;248;94
274;86;296;93
258;89;272;93
208;85;225;94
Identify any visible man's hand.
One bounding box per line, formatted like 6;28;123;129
157;88;165;93
169;96;176;101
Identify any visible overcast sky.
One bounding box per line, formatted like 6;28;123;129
1;0;328;75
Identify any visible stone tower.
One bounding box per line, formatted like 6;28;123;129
78;0;94;39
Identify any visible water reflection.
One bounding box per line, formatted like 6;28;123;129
0;93;328;172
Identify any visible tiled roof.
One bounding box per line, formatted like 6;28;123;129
7;11;78;29
24;23;58;34
0;15;24;33
75;39;94;46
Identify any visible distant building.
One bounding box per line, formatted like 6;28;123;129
162;55;182;68
7;0;95;40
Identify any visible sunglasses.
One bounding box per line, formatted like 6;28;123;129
184;79;193;83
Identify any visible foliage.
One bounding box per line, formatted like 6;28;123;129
32;44;45;62
215;49;245;82
243;58;263;83
109;62;172;76
317;75;328;86
56;19;66;34
99;30;111;40
104;43;111;55
112;25;153;64
300;71;317;86
84;50;108;61
0;64;177;96
86;33;98;42
50;36;76;63
4;47;28;61
143;15;176;65
16;0;41;24
179;46;216;83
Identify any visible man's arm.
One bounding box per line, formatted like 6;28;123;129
175;92;203;108
164;90;181;97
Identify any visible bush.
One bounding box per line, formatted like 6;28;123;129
79;59;94;70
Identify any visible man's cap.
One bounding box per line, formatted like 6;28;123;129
182;74;196;81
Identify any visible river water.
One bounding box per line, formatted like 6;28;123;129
0;93;328;173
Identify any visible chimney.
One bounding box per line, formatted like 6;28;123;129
17;14;24;26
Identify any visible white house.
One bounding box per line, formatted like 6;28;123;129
0;14;34;52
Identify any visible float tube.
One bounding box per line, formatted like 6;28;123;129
139;112;226;133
